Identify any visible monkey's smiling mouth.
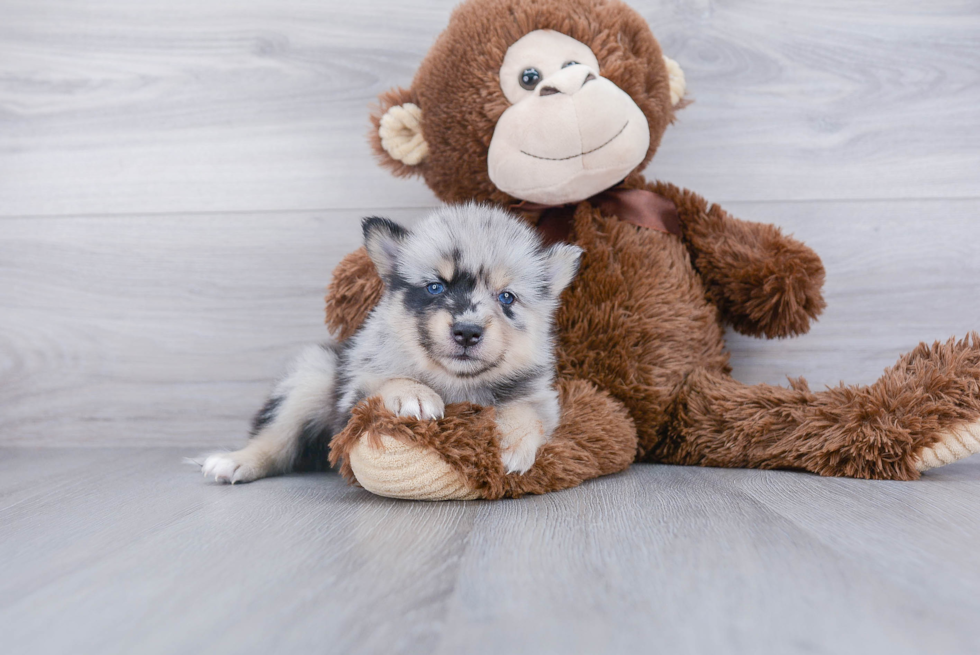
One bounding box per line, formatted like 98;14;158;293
520;121;629;162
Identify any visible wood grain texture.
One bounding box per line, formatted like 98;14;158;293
0;207;422;446
1;0;978;217
2;200;978;447
2;2;980;651
2;448;980;654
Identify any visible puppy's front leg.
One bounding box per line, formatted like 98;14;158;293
496;401;552;474
377;378;445;420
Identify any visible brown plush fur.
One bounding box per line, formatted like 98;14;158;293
324;247;384;341
329;380;637;499
324;0;980;495
647;179;827;339
654;334;980;480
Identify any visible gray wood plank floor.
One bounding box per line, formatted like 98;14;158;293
3;449;980;655
2;0;980;653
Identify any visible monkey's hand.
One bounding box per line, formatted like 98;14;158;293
651;181;826;339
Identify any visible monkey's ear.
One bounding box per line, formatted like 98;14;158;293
543;243;584;298
663;56;687;107
369;87;429;175
362;216;409;277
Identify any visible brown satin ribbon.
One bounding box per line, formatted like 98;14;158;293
512;187;681;245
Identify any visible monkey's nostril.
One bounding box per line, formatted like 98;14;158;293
539;86;560;96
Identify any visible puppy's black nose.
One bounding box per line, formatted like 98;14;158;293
452;323;483;347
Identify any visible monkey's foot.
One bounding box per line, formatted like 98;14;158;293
347;434;481;500
330;382;638;501
915;420;980;472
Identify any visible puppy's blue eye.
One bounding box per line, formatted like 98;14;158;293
498;291;515;305
426;282;445;295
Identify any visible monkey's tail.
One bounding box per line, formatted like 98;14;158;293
654;333;980;480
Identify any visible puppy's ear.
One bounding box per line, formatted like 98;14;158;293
543;243;584;297
362;217;409;277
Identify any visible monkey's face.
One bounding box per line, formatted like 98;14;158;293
369;0;685;206
487;30;651;205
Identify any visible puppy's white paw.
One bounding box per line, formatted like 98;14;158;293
496;403;548;475
500;438;540;474
498;424;545;475
379;379;445;420
201;451;269;484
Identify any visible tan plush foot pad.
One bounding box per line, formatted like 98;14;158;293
347;434;482;501
916;420;980;472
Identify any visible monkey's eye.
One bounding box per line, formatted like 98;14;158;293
561;60;579;68
519;68;541;90
498;291;516;305
426;282;445;295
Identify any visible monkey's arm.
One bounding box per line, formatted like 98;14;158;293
325;247;384;340
650;181;826;339
329;378;638;499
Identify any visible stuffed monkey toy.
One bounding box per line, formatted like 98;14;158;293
317;0;980;500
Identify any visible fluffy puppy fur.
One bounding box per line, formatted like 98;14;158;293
201;203;581;482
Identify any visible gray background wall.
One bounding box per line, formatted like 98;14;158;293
2;0;978;448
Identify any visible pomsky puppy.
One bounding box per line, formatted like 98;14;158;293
201;203;582;483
